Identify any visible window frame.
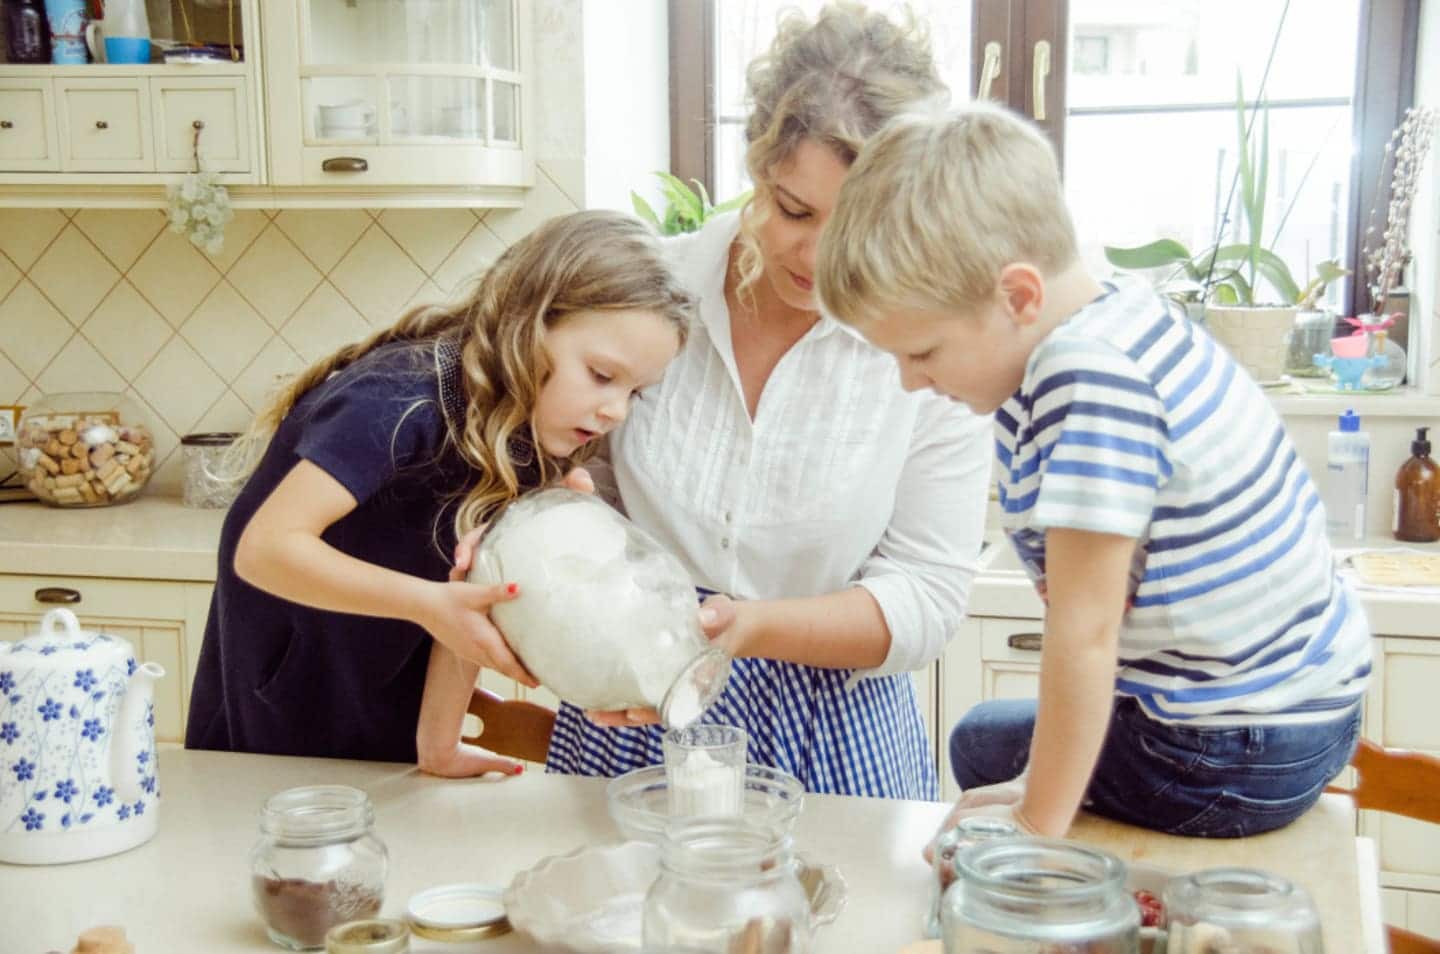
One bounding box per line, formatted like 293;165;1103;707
674;0;1420;323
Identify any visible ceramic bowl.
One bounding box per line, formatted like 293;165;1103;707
502;840;847;953
606;763;804;844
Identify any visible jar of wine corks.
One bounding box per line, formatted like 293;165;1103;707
250;785;388;951
17;392;155;507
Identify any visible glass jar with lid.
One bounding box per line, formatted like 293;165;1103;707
926;815;1021;938
643;816;813;953
251;785;388;952
940;839;1139;953
1162;867;1322;953
17;391;155;507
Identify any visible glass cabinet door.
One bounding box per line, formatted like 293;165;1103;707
297;0;519;146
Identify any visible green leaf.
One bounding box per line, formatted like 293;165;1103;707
655;171;704;223
630;192;662;230
1211;282;1240;306
690;178;713;213
1251;247;1301;303
709;190;753;217
1104;239;1195;270
1314;259;1349;283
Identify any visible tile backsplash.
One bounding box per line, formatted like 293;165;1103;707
0;166;581;496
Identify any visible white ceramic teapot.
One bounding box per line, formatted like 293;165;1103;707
0;608;164;864
469;489;731;728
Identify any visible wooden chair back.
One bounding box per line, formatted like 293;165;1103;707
1327;738;1440;954
461;688;556;764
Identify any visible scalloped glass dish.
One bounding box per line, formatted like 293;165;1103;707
606;764;804;843
503;840;846;953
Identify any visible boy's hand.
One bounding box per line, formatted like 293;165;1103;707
418;741;525;779
416;581;538;688
922;780;1027;863
584;594;741;728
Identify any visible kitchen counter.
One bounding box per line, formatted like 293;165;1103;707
0;748;1378;953
0;497;225;582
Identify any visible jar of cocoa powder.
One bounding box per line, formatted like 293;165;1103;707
251;785;388;951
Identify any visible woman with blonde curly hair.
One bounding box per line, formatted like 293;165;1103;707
184;210;692;777
544;3;993;799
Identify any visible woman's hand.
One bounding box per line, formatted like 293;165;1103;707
414;580;538;688
584;593;743;728
418;740;525;779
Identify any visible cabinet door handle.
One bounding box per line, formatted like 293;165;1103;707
977;40;1003;101
322;157;369;173
0;120;12;130
1032;40;1052;121
35;587;82;604
192;119;205;130
95;120;109;130
1007;632;1043;652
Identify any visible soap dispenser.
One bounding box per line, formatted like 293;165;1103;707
1394;426;1440;542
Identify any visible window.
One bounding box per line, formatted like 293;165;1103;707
675;0;1419;321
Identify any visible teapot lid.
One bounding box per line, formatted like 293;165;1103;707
4;609;135;669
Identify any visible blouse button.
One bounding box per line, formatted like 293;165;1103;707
720;537;731;550
723;511;733;524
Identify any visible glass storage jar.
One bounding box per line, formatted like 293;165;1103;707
940;839;1139;954
1162;867;1322;954
251;785;388;952
643;817;813;953
17;392;155;507
926;815;1021;938
180;431;242;509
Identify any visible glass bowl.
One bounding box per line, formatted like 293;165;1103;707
606;763;804;844
17;391;155;507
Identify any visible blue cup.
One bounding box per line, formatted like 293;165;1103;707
104;36;150;64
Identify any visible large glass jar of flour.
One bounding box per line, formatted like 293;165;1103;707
467;488;731;728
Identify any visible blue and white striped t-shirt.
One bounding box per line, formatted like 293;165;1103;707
995;281;1370;726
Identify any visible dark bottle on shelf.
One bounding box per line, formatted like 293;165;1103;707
3;0;51;64
1394;426;1440;543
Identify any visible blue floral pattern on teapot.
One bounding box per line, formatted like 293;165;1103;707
0;608;164;864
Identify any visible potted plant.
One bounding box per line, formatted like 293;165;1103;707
1104;77;1347;383
631;172;751;236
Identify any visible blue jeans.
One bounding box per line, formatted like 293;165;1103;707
948;696;1361;838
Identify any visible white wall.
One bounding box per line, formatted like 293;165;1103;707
581;0;671;212
1409;0;1439;393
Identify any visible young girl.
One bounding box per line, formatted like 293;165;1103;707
184;211;693;777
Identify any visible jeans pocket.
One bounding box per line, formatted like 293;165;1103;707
1170;779;1330;838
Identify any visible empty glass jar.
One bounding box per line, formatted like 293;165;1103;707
1162;867;1323;954
643;817;813;953
180;431;242;509
926;815;1021;938
251;785;388;951
17;391;154;507
940;839;1139;953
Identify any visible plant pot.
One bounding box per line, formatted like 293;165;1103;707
1203;304;1297;383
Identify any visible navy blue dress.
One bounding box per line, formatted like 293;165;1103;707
185;339;515;763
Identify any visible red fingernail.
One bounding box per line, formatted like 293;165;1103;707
506;583;518;595
512;764;524;775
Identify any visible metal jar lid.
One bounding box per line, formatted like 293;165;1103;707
180;431;240;446
406;883;511;942
325;918;410;954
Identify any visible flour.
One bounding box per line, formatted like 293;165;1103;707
471;489;729;718
667;748;744;818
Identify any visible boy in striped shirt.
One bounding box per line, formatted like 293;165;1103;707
816;102;1369;839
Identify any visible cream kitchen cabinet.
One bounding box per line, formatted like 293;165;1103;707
0;574;212;745
258;0;532;204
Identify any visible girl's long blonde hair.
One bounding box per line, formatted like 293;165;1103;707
735;2;947;300
241;210;692;542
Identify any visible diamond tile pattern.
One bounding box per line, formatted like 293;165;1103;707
0;200;582;497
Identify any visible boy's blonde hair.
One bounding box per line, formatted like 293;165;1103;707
735;2;946;301
234;210;692;545
817;100;1079;325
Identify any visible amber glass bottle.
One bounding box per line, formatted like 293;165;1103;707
1394;426;1440;542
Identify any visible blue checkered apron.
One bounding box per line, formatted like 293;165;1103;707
546;653;938;800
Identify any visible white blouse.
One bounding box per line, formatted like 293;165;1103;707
611;213;993;679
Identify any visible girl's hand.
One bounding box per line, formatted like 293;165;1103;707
416;580;538;688
418;740;525;779
449;467;595;582
583;594;742;728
